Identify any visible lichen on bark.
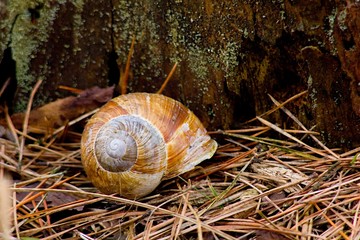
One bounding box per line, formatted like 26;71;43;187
8;0;112;111
2;0;360;147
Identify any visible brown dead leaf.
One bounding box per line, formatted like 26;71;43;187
0;86;114;135
16;182;84;211
251;162;309;192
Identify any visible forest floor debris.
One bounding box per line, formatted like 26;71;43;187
0;89;360;240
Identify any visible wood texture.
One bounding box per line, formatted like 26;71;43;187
1;0;360;147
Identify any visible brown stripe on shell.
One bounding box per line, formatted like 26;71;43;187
111;93;216;179
81;92;217;198
111;93;191;142
92;101;129;122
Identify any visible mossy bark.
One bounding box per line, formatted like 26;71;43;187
1;0;360;147
0;0;9;58
1;0;113;110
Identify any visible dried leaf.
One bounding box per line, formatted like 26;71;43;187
16;183;84;211
251;162;309;192
1;86;114;135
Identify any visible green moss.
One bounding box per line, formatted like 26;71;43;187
9;0;87;111
113;0;163;90
307;75;319;110
9;0;57;110
72;0;85;54
0;1;10;61
221;42;239;77
112;1;243;121
325;8;338;55
337;8;348;31
188;45;209;81
164;7;222;114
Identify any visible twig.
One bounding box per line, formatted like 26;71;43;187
157;62;178;94
120;36;136;95
268;94;339;159
18;79;43;168
0;78;10;97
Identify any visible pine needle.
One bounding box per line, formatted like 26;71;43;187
1;89;359;239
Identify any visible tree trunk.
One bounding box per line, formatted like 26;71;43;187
1;0;359;148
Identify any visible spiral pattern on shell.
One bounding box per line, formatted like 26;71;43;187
81;93;217;198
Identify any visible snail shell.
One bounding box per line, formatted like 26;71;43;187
81;93;217;198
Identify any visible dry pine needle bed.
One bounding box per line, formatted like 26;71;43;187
0;89;360;240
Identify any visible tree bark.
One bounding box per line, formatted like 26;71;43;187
0;0;9;56
1;0;360;148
